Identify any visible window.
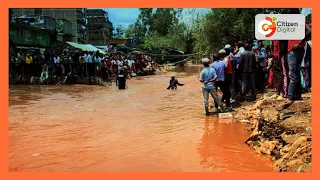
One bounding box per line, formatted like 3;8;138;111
19;29;24;38
34;8;42;15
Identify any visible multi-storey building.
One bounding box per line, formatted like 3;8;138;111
11;8;88;43
87;9;114;46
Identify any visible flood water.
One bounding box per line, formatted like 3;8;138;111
9;68;274;172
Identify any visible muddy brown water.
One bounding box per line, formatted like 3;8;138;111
9;67;274;172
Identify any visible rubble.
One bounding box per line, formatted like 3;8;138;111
235;92;312;172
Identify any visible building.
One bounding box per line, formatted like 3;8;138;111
108;38;128;46
9;16;58;48
11;8;88;43
87;9;114;46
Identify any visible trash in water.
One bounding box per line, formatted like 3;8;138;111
218;113;234;123
218;113;233;119
32;153;40;157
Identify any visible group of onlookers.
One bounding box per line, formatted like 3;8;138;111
9;48;156;82
199;8;312;115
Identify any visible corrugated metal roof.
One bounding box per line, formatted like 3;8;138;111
84;44;106;54
66;42;106;54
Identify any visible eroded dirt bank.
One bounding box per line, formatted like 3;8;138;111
234;92;312;172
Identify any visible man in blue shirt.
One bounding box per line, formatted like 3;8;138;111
199;58;226;116
211;49;232;112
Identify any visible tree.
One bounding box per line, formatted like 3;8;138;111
114;24;125;38
193;8;284;54
124;8;153;46
183;8;206;53
149;8;180;36
125;8;286;57
142;8;188;51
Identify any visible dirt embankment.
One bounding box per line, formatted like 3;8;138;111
234;93;312;172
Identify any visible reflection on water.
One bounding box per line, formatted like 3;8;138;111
9;71;274;172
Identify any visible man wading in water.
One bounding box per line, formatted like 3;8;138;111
199;58;226;116
167;76;184;90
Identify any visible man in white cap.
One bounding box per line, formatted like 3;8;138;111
211;49;232;112
199;57;226;115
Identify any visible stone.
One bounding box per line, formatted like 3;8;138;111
245;129;259;143
286;159;303;168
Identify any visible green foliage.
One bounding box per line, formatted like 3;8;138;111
114;24;125;38
124;8;153;46
125;8;286;55
143;22;188;51
193;8;284;55
126;8;187;51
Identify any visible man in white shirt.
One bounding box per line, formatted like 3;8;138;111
234;41;245;96
85;52;92;63
128;59;133;69
117;59;123;72
54;55;60;64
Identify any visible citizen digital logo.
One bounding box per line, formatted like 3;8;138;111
277;21;299;33
255;14;305;40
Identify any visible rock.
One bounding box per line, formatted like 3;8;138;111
276;96;284;101
246;141;253;146
274;152;282;160
240;120;250;123
253;141;259;146
286;159;304;168
255;148;262;154
291;137;308;149
259;141;278;155
245;130;259;143
238;92;311;172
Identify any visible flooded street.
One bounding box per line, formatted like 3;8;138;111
9;71;274;172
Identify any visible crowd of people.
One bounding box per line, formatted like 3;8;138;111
9;48;158;83
199;8;312;115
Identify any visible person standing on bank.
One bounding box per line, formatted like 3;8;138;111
282;8;311;108
215;49;232;112
257;40;267;92
199;58;226;116
225;44;236;103
239;43;257;101
234;41;245;96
